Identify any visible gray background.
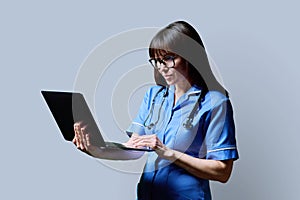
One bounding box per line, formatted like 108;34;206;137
1;0;299;199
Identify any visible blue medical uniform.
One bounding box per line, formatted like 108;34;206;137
126;85;239;200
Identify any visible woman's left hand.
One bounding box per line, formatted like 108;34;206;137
131;134;174;159
132;134;234;183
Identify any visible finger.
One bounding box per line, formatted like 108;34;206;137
130;134;161;149
86;134;91;147
74;121;83;128
131;134;155;143
133;135;159;144
86;134;94;149
74;128;81;148
72;137;76;145
78;127;86;150
134;140;156;149
74;121;84;137
75;125;85;150
141;137;163;149
86;134;96;152
81;128;88;150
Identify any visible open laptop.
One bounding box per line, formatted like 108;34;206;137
41;90;152;151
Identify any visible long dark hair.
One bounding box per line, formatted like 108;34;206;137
149;21;228;97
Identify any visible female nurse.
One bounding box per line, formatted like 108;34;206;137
73;21;239;200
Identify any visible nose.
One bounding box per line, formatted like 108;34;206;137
158;63;169;73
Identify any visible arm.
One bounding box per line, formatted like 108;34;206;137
73;87;157;159
164;148;233;183
73;123;144;160
132;134;233;183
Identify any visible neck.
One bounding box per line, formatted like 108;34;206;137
174;80;192;96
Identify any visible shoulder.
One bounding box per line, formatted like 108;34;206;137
145;85;167;99
204;90;231;109
147;85;165;93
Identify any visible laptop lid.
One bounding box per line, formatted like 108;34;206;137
41;90;106;147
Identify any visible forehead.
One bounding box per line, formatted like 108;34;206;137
151;49;176;58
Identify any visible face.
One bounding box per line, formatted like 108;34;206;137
154;54;190;86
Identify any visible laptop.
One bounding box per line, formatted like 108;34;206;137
41;90;152;151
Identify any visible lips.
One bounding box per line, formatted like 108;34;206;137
163;75;172;79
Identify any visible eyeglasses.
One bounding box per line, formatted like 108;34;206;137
149;55;176;70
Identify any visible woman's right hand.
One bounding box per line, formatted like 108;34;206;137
123;133;139;148
72;122;98;155
73;126;144;160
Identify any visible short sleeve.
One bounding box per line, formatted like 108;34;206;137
202;98;239;161
125;88;151;137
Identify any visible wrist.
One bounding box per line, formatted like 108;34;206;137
159;147;177;161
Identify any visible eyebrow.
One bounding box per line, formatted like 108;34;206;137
153;53;176;59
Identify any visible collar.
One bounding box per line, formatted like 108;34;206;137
168;84;202;96
167;85;202;109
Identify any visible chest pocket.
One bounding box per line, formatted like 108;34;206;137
173;110;206;155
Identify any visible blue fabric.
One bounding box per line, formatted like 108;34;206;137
126;85;239;200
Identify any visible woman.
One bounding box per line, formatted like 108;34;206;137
73;21;239;200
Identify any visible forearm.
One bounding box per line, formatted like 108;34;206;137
89;147;144;160
162;149;233;183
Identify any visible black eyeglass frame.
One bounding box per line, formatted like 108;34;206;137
148;55;177;70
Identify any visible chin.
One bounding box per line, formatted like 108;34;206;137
165;80;175;85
